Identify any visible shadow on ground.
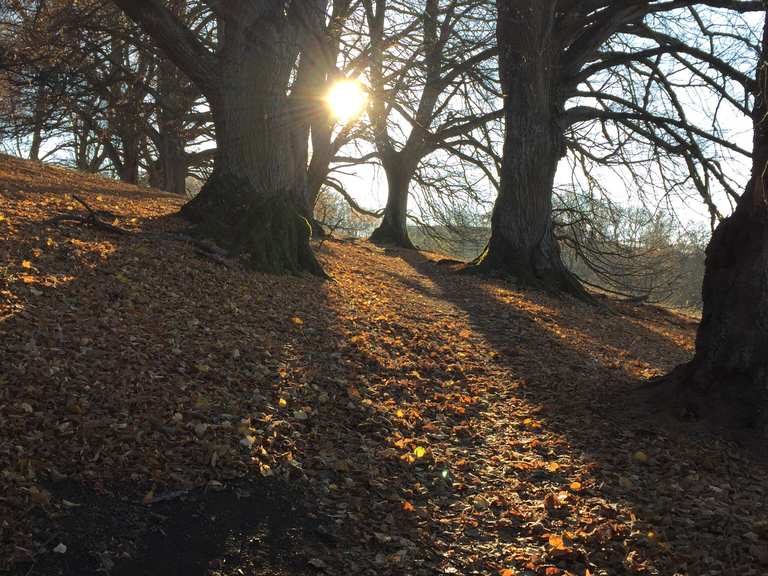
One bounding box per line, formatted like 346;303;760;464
13;478;316;576
391;248;767;575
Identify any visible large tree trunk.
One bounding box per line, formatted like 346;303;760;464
668;183;768;433
661;13;768;434
474;1;584;297
180;51;321;274
369;156;415;249
151;131;187;194
300;0;352;239
112;0;326;275
289;38;325;236
305;114;334;238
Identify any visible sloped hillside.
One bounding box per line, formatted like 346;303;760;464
1;155;766;576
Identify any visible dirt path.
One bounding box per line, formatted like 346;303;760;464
2;156;767;575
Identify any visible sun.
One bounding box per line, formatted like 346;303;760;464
326;79;368;123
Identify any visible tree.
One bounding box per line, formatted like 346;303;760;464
146;47;200;195
476;0;762;296
0;1;172;181
0;1;75;161
362;0;498;248
111;0;328;274
292;0;366;235
662;5;768;435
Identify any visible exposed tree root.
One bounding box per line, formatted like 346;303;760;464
46;195;131;235
181;171;326;276
45;195;233;267
463;244;594;303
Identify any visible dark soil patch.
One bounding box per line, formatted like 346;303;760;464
10;478;319;576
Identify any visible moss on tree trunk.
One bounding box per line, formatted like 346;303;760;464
182;171;324;276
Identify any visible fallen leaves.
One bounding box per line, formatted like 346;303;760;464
633;450;649;463
1;155;767;576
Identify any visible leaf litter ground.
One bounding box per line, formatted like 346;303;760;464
1;155;767;576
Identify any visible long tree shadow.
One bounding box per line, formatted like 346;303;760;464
391;248;768;575
3;188;494;575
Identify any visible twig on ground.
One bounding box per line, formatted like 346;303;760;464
45;199;233;266
44;213;130;236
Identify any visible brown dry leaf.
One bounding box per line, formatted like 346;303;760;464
548;534;566;550
346;384;360;398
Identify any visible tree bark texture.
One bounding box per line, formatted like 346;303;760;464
113;0;327;274
476;1;584;297
369;156;416;249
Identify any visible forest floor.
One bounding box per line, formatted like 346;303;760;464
1;154;767;576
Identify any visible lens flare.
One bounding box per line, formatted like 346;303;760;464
326;80;368;122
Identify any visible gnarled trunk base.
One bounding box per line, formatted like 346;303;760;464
369;217;415;249
469;235;589;300
369;161;415;249
181;171;324;276
658;361;767;437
